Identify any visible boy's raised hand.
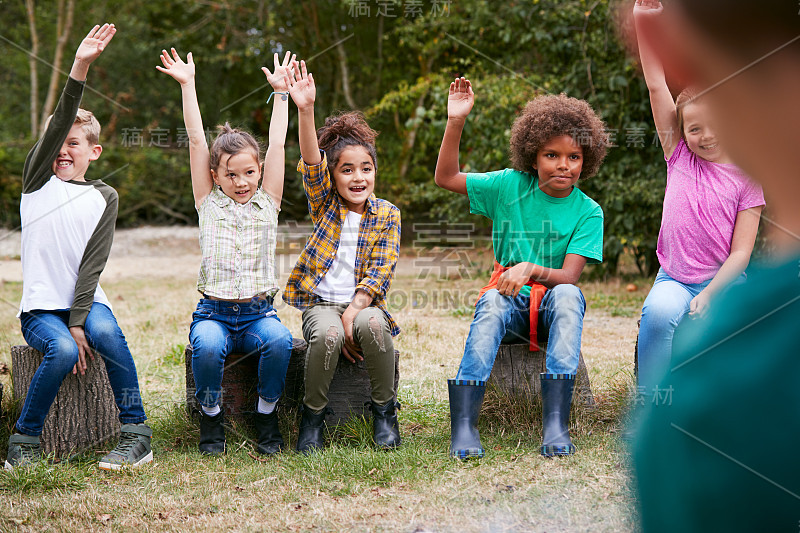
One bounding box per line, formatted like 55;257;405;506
156;48;196;85
262;51;296;92
75;23;116;64
285;60;316;110
448;77;474;121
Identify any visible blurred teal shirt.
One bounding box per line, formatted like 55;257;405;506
633;256;800;531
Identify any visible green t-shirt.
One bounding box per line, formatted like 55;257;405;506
466;168;603;295
633;256;800;531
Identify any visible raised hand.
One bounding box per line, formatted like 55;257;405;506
633;0;663;20
74;23;116;64
262;51;296;92
285;59;316;110
448;77;474;120
156;48;196;85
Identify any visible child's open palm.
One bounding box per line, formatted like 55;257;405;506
633;0;663;20
75;24;116;64
285;60;316;110
262;51;296;92
448;77;474;120
156;48;195;85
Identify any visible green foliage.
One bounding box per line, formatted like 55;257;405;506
0;0;671;274
0;459;92;494
161;343;187;366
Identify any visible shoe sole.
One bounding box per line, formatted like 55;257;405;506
98;450;153;471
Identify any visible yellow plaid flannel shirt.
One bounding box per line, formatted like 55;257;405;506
283;151;401;336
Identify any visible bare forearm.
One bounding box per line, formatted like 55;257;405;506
69;58;91;82
180;81;206;146
703;251;751;297
298;107;321;164
268;97;289;147
434;118;468;194
349;289;374;311
523;262;581;289
635;19;667;90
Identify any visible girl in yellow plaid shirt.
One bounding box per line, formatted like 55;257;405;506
282;60;402;454
158;48;295;457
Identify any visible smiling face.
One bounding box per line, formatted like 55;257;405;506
331;145;375;214
532;135;583;198
681;101;730;164
211;151;262;204
52;123;102;182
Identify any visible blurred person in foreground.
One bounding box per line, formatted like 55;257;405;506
630;0;800;530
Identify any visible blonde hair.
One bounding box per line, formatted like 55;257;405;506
675;88;700;140
43;108;101;145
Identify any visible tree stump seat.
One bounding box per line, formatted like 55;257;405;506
488;343;595;407
184;338;400;426
10;345;120;457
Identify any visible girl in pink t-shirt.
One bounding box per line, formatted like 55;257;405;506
633;0;765;394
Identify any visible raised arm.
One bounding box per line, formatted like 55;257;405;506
156;48;213;207
434;77;474;195
260;51;295;208
633;0;680;158
69;23;116;81
24;24;116;194
286;60;321;165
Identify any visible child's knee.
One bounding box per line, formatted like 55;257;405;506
308;322;344;351
476;289;518;316
46;337;80;371
354;310;389;352
85;320;121;347
641;302;687;330
276;325;293;350
549;284;585;312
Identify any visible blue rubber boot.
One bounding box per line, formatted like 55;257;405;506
448;379;486;459
540;373;577;457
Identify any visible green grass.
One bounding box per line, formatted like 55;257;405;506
0;262;642;531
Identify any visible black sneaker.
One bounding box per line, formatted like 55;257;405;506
98;423;153;470
5;433;43;470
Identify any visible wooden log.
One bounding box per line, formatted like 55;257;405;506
11;345;120;456
184;338;308;421
185;339;400;426
488;343;595;407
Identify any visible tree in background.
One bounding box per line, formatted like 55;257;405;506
0;0;667;276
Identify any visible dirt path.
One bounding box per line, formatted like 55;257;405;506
0;226;429;282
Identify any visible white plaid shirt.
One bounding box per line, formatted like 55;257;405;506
197;187;280;300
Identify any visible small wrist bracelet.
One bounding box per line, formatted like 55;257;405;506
266;91;289;104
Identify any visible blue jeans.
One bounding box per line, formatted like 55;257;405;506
17;303;147;436
189;298;293;408
456;285;586;381
637;268;712;394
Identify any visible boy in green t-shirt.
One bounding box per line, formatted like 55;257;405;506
435;78;608;459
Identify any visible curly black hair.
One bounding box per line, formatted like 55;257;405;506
509;93;607;179
317;111;379;170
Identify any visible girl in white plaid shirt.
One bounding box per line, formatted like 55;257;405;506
158;48;295;456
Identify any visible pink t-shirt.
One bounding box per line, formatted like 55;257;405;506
656;139;765;284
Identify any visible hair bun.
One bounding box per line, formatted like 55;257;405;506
318;111;378;152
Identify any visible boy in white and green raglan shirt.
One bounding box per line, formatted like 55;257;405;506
6;24;152;471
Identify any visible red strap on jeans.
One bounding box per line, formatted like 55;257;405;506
476;261;548;351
